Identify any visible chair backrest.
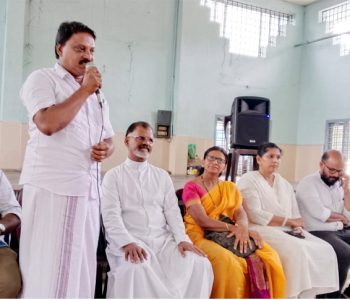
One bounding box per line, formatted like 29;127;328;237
175;188;185;217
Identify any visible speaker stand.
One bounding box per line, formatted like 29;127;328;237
225;148;258;182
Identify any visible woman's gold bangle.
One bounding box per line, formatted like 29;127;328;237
225;223;230;231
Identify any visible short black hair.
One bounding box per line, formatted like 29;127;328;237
125;121;153;137
55;21;96;59
321;151;329;162
257;142;282;157
203;146;228;163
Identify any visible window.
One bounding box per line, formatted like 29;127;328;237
214;115;254;181
325;119;350;173
215;115;230;151
320;1;350;56
200;0;295;57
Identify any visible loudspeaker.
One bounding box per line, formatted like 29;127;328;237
230;96;270;148
156;110;172;138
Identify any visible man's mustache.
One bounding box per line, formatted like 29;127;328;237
138;145;150;152
79;59;91;65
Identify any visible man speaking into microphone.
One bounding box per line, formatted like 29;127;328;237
19;21;114;298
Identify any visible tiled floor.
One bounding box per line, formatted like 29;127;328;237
3;169;193;192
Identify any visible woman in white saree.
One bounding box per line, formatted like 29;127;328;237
237;142;339;298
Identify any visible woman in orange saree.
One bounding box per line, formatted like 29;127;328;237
182;146;285;298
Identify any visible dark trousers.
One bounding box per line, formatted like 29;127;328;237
311;229;350;297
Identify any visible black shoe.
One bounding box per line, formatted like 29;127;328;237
343;286;350;299
317;291;341;299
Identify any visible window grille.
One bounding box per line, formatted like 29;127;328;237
215;115;256;180
236;155;254;181
325;119;350;174
320;1;350;56
200;0;295;57
215;115;230;152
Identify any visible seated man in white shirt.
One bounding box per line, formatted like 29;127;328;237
101;121;213;298
296;150;350;297
0;170;21;298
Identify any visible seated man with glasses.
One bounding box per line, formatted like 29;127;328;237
296;149;350;297
101;121;213;298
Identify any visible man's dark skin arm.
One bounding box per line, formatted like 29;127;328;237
0;213;20;234
33;66;115;161
33;67;101;136
91;138;114;162
342;175;350;211
326;175;350;225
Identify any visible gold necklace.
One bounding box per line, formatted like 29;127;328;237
200;175;222;209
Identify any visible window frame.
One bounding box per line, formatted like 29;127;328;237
214;114;230;152
319;1;350;56
200;0;295;58
324;118;350;173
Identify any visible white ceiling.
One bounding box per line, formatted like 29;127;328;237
284;0;319;6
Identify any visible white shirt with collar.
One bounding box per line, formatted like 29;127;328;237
19;63;114;197
0;170;21;245
296;172;350;231
101;158;191;256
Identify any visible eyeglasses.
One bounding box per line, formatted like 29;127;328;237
127;135;154;144
322;162;343;175
206;155;226;165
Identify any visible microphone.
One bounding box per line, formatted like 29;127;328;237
85;61;103;108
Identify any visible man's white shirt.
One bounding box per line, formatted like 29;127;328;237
296;172;350;231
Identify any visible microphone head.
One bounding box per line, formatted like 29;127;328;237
85;61;102;99
85;61;96;69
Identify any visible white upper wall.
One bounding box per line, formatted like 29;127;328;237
0;0;26;121
16;0;178;133
174;0;304;144
0;1;6;100
298;0;350;144
1;0;313;146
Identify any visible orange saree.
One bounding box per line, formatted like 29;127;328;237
182;181;286;298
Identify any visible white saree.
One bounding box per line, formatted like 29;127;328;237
237;171;339;298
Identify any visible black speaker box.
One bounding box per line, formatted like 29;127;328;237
230;96;270;148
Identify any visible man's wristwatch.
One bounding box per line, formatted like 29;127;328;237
0;223;6;234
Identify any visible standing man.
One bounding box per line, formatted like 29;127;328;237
101;121;213;298
296;150;350;297
19;21;114;298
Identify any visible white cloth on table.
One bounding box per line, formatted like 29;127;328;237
237;171;339;298
101;158;213;298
